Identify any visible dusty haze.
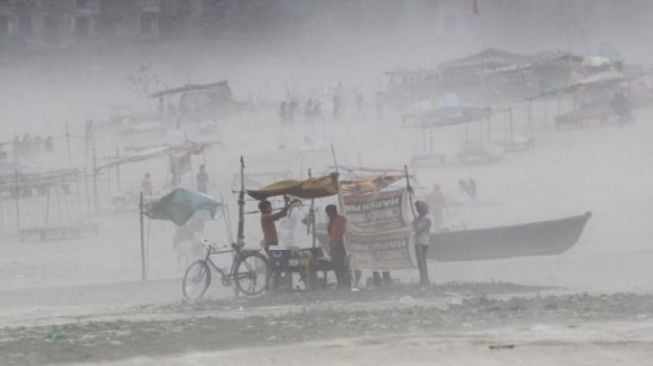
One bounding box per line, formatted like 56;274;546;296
1;1;653;365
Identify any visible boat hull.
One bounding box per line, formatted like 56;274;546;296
428;212;592;262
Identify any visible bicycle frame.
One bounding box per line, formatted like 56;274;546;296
201;244;258;283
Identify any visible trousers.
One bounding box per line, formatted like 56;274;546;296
330;244;350;288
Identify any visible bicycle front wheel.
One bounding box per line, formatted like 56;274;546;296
182;260;211;300
234;252;269;296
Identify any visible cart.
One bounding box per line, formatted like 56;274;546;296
267;246;332;291
247;171;340;291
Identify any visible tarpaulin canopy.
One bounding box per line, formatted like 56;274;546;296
437;48;532;71
144;188;221;226
533;70;630;99
247;173;338;200
96;140;220;172
339;175;404;194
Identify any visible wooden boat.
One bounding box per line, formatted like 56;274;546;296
428;212;591;262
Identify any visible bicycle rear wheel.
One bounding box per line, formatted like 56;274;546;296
234;252;269;296
182;260;211;300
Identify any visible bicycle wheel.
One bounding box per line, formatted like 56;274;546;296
234;252;269;296
182;260;211;300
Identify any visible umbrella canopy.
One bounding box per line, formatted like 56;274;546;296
144;188;221;226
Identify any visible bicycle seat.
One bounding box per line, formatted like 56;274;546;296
201;239;227;251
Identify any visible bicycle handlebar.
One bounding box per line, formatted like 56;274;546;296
200;238;246;253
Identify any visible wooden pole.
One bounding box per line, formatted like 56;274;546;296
84;168;91;215
14;170;20;231
45;185;51;227
115;147;121;192
309;168;316;249
75;171;83;219
403;165;415;217
139;192;147;280
65;123;72;165
330;143;339;174
55;186;63;227
92;148;98;213
84;122;88;168
189;154;195;190
237;156;245;246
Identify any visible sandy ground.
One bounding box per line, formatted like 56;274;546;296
99;324;653;366
3;287;653;365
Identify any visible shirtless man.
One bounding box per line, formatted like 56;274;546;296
259;197;291;250
326;205;350;289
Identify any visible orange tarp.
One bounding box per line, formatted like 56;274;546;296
247;173;339;200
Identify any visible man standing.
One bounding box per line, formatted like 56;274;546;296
412;201;431;286
259;198;291;250
196;164;209;194
326;204;349;289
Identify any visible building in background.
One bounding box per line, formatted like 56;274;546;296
0;0;652;56
0;0;204;47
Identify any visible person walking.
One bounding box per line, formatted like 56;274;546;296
326;204;350;289
412;201;431;286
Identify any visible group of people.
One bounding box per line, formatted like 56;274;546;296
257;195;435;290
278;83;376;124
278;98;328;124
12;134;54;160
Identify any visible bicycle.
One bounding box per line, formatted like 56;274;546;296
182;239;270;300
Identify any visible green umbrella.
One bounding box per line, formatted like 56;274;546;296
144;188;221;226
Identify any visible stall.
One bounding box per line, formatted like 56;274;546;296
246;172;340;291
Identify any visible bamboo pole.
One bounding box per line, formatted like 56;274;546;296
115;147;121;192
309;168;316;249
237;156;245;246
84;168;91;215
139;192;147;280
92;148;98;213
65;123;72;165
45;185;51;227
14;170;20;231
